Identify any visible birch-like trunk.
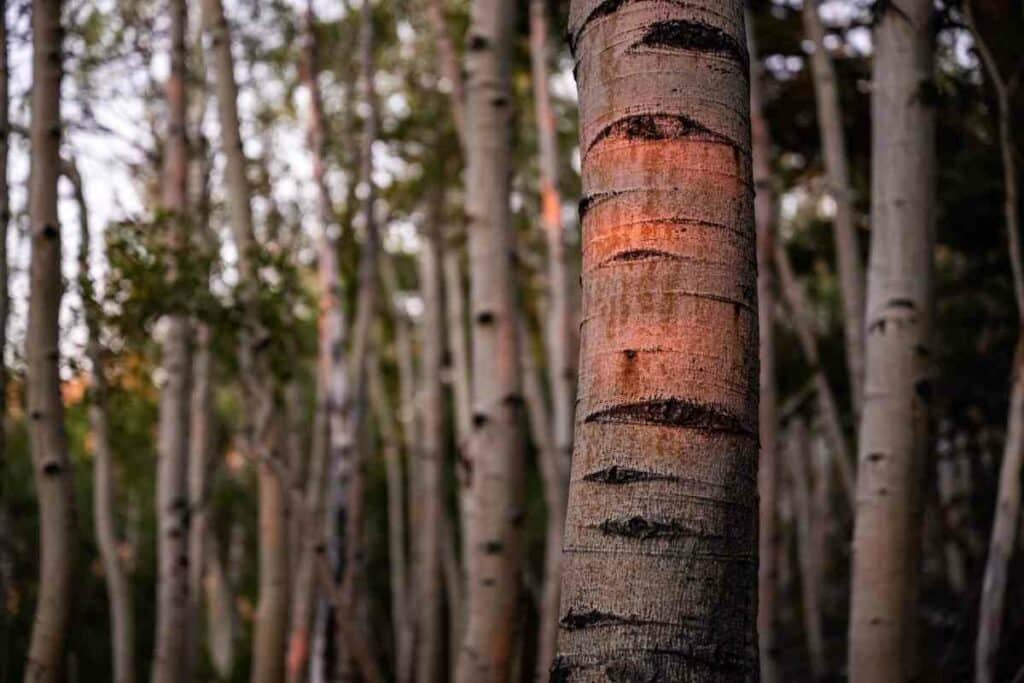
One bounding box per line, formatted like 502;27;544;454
0;1;9;649
24;0;77;679
802;0;865;416
71;162;134;683
966;4;1024;680
784;418;826;680
456;0;525;679
153;1;193;679
528;2;573;673
205;533;238;679
847;1;935;679
748;16;780;682
555;2;758;678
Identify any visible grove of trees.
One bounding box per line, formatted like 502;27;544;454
0;0;1023;681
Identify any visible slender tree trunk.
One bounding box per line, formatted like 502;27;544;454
528;3;574;674
775;241;856;509
24;0;76;679
966;5;1024;681
153;1;193;679
554;2;758;679
748;16;780;682
802;0;865;416
415;193;445;683
205;533;238;679
70;163;134;683
847;2;935;679
254;424;289;683
187;322;213;677
456;0;525;679
0;0;10;671
784;418;826;680
935;422;967;593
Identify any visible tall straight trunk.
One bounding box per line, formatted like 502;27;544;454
936;423;967;593
802;0;865;415
775;241;856;509
205;533;238;679
784;418;826;680
71;162;134;683
555;2;758;679
287;7;344;679
456;0;524;680
202;0;287;679
188;322;212;673
528;2;573;673
24;0;76;679
966;4;1024;680
847;1;935;679
153;1;193;679
0;0;10;669
748;16;779;683
415;194;445;683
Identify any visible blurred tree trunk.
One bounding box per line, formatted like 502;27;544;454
935;422;967;593
554;1;758;678
24;0;77;679
965;4;1024;681
202;0;288;679
802;0;865;416
455;0;525;679
71;162;134;683
205;533;238;679
189;321;214;670
153;0;193;678
785;417;826;680
847;1;935;679
0;0;10;671
415;191;446;683
775;241;856;509
528;2;573;674
748;15;780;682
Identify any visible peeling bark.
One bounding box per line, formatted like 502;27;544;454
555;1;758;679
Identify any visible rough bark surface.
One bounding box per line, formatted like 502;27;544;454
554;2;759;680
455;0;525;680
847;1;935;679
24;0;76;679
802;0;865;416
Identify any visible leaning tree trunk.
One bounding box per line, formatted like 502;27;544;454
554;2;759;679
847;1;935;680
202;0;287;680
24;0;77;680
528;1;574;674
965;3;1024;681
748;16;780;683
802;0;865;416
153;1;193;679
70;162;135;683
455;0;525;680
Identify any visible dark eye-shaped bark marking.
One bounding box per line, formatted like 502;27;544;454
585;398;754;437
631;19;749;72
583;465;679;485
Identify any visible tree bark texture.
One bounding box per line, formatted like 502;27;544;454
554;2;758;680
455;0;525;679
24;0;76;679
847;2;935;679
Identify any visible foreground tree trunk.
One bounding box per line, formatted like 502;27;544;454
802;0;865;416
847;1;935;679
70;162;135;683
24;0;77;679
748;17;779;682
0;0;11;665
455;0;525;679
554;1;758;679
966;4;1024;681
153;2;193;679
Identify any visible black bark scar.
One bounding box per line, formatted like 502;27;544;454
585;398;754;436
583;465;679;485
631;19;749;72
586;113;740;157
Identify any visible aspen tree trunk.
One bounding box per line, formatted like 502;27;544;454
0;0;11;662
287;6;344;678
415;195;445;683
70;163;134;683
205;533;238;679
936;422;967;593
802;0;865;416
153;1;193;679
202;0;288;679
24;0;77;679
784;418;826;680
188;322;213;673
847;1;935;679
528;3;574;673
456;0;525;679
748;15;780;682
555;2;758;679
966;4;1024;680
775;241;856;509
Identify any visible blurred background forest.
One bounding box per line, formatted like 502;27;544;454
1;0;1023;681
